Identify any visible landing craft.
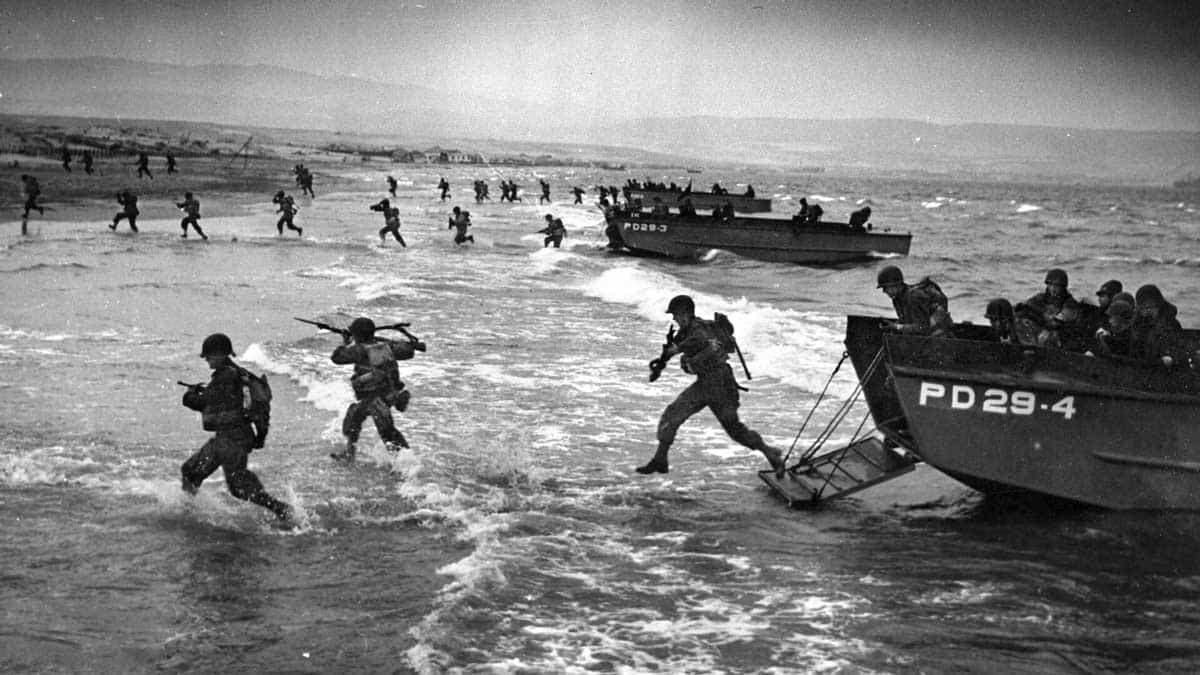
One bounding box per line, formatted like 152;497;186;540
761;316;1200;510
603;198;911;264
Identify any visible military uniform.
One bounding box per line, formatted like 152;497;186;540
332;337;418;455
641;299;783;475
181;356;290;519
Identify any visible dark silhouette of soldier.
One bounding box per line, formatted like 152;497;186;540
136;153;153;179
273;191;302;236
572;186;585;204
82;150;95;175
166;154;178;174
539;179;551;204
61;147;72;172
371;198;406;247
177;191;207;240
20;174;43;234
387;175;398;197
438;177;450;201
110;190;140;232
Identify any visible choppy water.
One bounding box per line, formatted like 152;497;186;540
3;165;1200;673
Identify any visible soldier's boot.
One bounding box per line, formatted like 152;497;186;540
635;445;670;474
330;443;356;462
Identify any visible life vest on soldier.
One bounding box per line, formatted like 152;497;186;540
350;341;400;396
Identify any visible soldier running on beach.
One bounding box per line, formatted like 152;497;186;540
180;333;292;522
61;147;72;172
637;294;785;476
136;152;153;179
539;179;551;204
20;174;43;234
110;190;140;232
539;213;566;248
176;191;207;240
572;186;585;204
371;198;406;246
82;150;95;175
166;154;178;175
438;177;450;201
273;191;302;236
448;206;474;244
387;175;398;197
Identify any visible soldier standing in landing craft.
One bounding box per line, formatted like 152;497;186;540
176;191;207;240
180;333;292;521
273;190;302;237
876;265;953;336
110;190;140;232
136;152;153;179
637;294;786;476
330;318;425;461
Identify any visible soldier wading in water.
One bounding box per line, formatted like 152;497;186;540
331;317;425;461
180;333;292;522
637;294;786;476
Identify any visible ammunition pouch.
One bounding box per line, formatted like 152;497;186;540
202;409;247;432
351;370;390;396
385;388;411;412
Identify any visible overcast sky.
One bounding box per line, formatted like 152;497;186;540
2;0;1197;131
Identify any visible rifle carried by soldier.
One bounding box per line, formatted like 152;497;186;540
647;324;677;382
294;317;426;351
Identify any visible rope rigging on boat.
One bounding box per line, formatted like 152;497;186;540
781;347;886;469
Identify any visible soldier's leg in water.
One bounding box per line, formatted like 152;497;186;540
129;214;138;232
336;401;369;459
277;216;285;235
217;432;291;519
191;220;206;239
709;386;785;474
641;381;707;473
180;437;221;494
367;397;408;449
379;225;389;241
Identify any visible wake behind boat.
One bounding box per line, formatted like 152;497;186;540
762;316;1200;510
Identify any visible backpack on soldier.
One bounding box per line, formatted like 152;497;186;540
913;276;954;334
236;366;272;447
711;312;738;354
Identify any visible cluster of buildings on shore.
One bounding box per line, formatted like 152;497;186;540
321;143;626;169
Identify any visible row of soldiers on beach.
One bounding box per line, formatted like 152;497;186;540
40;148;180;178
876;265;1198;367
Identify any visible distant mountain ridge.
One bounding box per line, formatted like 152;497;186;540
2;57;1198;182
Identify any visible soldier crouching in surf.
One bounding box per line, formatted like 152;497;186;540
637;294;786;476
180;333;292;521
331;317;424;461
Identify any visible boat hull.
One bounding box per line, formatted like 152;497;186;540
608;213;911;264
843;315;1200;510
628;189;772;213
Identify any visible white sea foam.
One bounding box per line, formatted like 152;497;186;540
1016;203;1043;213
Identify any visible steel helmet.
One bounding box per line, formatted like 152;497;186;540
665;294;695;314
1096;280;1122;297
348;317;376;340
1134;284;1165;308
876;265;904;288
200;333;234;357
984;298;1013;320
1044;268;1068;287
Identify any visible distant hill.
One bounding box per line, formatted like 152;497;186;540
0;57;560;140
3;57;1198;183
595;117;1200;183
